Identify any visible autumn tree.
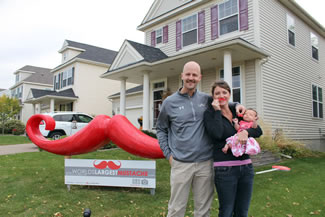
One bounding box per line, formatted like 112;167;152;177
0;95;20;134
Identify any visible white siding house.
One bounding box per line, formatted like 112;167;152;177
101;0;325;150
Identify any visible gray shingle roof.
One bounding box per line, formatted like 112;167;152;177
30;88;78;99
20;65;53;85
109;85;143;98
0;88;5;92
127;40;168;62
65;40;118;64
18;65;52;74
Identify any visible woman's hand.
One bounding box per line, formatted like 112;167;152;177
236;130;248;145
211;99;221;111
236;104;246;117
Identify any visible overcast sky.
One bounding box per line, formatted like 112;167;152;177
0;0;324;89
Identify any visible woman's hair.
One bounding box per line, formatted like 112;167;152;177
211;80;231;96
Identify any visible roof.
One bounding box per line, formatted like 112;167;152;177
64;40;118;64
30;88;78;99
21;66;53;85
127;40;168;63
0;88;5;92
109;85;143;98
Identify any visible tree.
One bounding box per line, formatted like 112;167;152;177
0;95;20;134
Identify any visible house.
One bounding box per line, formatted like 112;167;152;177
0;88;11;97
25;40;132;118
9;65;53;124
101;0;325;150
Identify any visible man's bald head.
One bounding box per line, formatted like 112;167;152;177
183;61;201;74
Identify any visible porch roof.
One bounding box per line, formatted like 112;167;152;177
24;88;78;104
101;38;269;84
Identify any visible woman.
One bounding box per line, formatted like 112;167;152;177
204;80;262;217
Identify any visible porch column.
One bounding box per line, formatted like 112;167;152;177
32;104;36;114
120;77;127;115
224;50;233;101
143;71;150;130
50;99;55;113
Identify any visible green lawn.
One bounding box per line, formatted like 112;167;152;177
0;135;31;145
0;149;324;217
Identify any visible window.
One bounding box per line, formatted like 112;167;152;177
67;68;73;85
54;114;74;122
287;14;295;46
156;28;162;45
18;86;23;98
62;71;67;87
312;84;323;118
15;74;19;83
219;0;239;35
153;81;165;127
220;66;241;103
311;32;319;60
182;14;198;47
77;114;93;123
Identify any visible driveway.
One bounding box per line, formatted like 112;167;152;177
0;143;39;155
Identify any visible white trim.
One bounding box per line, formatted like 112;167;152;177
51;58;110;72
151;78;167;128
181;13;198;48
58;46;85;53
311;83;323;119
253;0;261;47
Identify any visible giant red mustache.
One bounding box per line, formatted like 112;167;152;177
93;160;121;170
26;114;164;159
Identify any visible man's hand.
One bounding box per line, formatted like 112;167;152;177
169;156;173;165
236;104;246;117
236;130;248;145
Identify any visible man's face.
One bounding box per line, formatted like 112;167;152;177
181;63;202;92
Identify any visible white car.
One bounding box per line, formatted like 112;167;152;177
39;112;93;140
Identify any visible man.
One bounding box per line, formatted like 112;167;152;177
156;61;244;217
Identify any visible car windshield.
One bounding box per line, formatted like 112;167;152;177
77;114;93;123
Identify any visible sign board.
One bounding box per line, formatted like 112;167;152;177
65;159;156;189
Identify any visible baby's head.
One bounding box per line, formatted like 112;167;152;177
243;109;258;122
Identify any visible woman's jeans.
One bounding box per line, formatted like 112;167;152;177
214;164;254;217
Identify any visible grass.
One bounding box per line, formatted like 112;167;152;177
0;135;31;145
1;149;325;217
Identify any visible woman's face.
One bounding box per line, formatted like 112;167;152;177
213;86;230;106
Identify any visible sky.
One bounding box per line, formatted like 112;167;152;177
0;0;324;90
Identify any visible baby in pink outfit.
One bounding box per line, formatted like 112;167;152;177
223;109;261;157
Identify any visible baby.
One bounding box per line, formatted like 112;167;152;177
223;109;261;157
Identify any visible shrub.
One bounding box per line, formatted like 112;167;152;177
142;130;157;138
4;120;25;135
101;142;117;150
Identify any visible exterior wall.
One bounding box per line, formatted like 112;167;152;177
112;93;143;127
21;83;52;124
63;49;82;63
145;0;255;56
73;62;120;116
243;60;257;109
167;75;180;93
259;0;325;142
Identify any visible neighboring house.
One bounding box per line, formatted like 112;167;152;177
25;40;128;117
0;88;11;97
9;65;53;124
101;0;325;149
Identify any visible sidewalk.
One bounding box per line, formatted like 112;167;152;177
0;143;39;155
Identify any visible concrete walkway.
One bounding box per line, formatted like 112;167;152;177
0;143;39;155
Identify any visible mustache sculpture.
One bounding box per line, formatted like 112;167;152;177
26;114;164;159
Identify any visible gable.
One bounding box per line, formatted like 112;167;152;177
110;41;144;70
143;0;192;24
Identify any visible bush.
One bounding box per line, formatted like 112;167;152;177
3;120;25;135
101;142;117;150
142;130;157;138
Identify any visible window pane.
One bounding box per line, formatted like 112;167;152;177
183;29;197;47
312;46;319;60
154;90;163;100
220;15;238;35
156;36;162;44
154;82;164;89
319;103;323;118
77;115;93;123
288;30;295;46
233;88;241;103
313;101;318;117
183;14;197;32
310;32;318;48
318;87;323;102
312;85;317;100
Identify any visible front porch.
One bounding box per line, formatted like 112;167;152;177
102;38;269;130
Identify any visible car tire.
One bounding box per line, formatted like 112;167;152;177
49;131;63;140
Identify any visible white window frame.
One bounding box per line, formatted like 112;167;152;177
219;66;242;103
312;84;323;119
181;13;198;47
310;32;319;60
287;14;295;47
156;28;163;45
151;78;167;128
218;0;239;36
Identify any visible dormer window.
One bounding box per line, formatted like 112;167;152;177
15;74;19;83
182;14;198;47
63;53;67;62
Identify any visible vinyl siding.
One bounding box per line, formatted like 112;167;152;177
167;75;180;93
244;60;257;109
259;0;325;140
145;0;255;57
201;68;217;94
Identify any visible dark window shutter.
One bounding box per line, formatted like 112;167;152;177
163;25;168;43
53;75;56;90
72;67;75;85
151;31;156;47
211;5;219;40
198;10;205;43
239;0;248;31
60;72;63;89
176;20;182;51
